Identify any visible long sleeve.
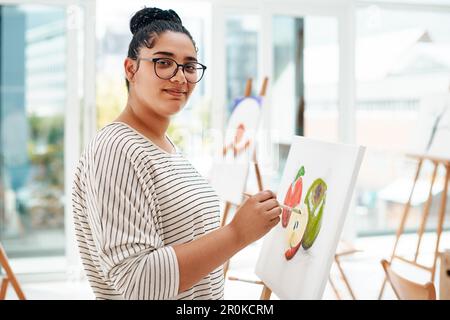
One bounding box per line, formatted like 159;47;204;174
84;138;180;300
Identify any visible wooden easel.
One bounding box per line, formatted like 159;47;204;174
221;77;268;276
378;154;450;299
226;276;272;300
0;242;26;300
228;240;361;300
328;241;361;300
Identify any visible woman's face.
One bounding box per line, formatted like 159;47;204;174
126;31;198;118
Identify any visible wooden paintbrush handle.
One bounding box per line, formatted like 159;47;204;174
243;192;299;213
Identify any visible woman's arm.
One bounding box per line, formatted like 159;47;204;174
173;190;281;293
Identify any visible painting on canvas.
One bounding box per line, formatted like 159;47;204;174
209;96;263;205
222;96;263;161
255;136;365;299
409;93;450;160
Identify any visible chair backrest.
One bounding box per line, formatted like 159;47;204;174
381;259;436;300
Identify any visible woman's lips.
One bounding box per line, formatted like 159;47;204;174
163;89;187;97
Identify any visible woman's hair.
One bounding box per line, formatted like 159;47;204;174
125;7;197;91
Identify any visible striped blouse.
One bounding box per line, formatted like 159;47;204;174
71;122;224;300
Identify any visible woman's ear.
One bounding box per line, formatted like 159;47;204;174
124;58;137;84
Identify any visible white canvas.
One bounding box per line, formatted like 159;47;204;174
255;136;365;299
409;93;450;160
208;161;249;205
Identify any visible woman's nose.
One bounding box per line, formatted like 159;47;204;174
170;66;187;84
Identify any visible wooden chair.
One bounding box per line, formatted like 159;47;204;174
381;259;436;300
379;157;449;299
0;242;26;300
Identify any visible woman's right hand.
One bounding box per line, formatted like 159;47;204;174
229;190;281;247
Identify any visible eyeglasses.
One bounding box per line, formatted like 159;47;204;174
138;57;207;84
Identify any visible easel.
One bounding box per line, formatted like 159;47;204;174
0;242;26;300
225;277;273;300
326;240;361;300
221;77;268;276
228;240;361;300
378;153;450;299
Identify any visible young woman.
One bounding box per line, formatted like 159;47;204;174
72;7;281;300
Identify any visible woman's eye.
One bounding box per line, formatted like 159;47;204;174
185;64;197;73
157;59;173;67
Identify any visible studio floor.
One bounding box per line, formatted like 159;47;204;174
4;231;449;300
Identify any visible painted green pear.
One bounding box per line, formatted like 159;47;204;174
302;178;327;250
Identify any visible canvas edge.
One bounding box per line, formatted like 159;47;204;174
314;145;366;299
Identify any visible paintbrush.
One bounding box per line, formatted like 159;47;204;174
227;276;264;285
243;192;302;215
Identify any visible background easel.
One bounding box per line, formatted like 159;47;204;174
0;242;26;300
378;153;450;299
328;241;361;300
220;77;268;276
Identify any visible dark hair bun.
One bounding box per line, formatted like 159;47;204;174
130;7;182;35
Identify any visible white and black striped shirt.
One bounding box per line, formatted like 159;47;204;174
72;122;224;300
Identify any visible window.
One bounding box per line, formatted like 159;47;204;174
355;5;450;235
225;14;260;115
270;15;339;188
0;5;66;257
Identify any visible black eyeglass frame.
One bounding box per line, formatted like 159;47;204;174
137;57;207;84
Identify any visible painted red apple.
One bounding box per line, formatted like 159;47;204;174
284;204;309;260
281;166;305;228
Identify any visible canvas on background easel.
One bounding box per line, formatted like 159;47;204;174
220;77;268;221
0;242;26;300
218;77;268;276
378;154;450;299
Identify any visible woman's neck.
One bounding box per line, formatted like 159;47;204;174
114;95;177;155
117;96;169;141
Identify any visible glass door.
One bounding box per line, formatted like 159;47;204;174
0;4;67;258
0;1;93;271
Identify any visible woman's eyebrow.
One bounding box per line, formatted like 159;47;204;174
153;51;198;62
153;51;174;57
